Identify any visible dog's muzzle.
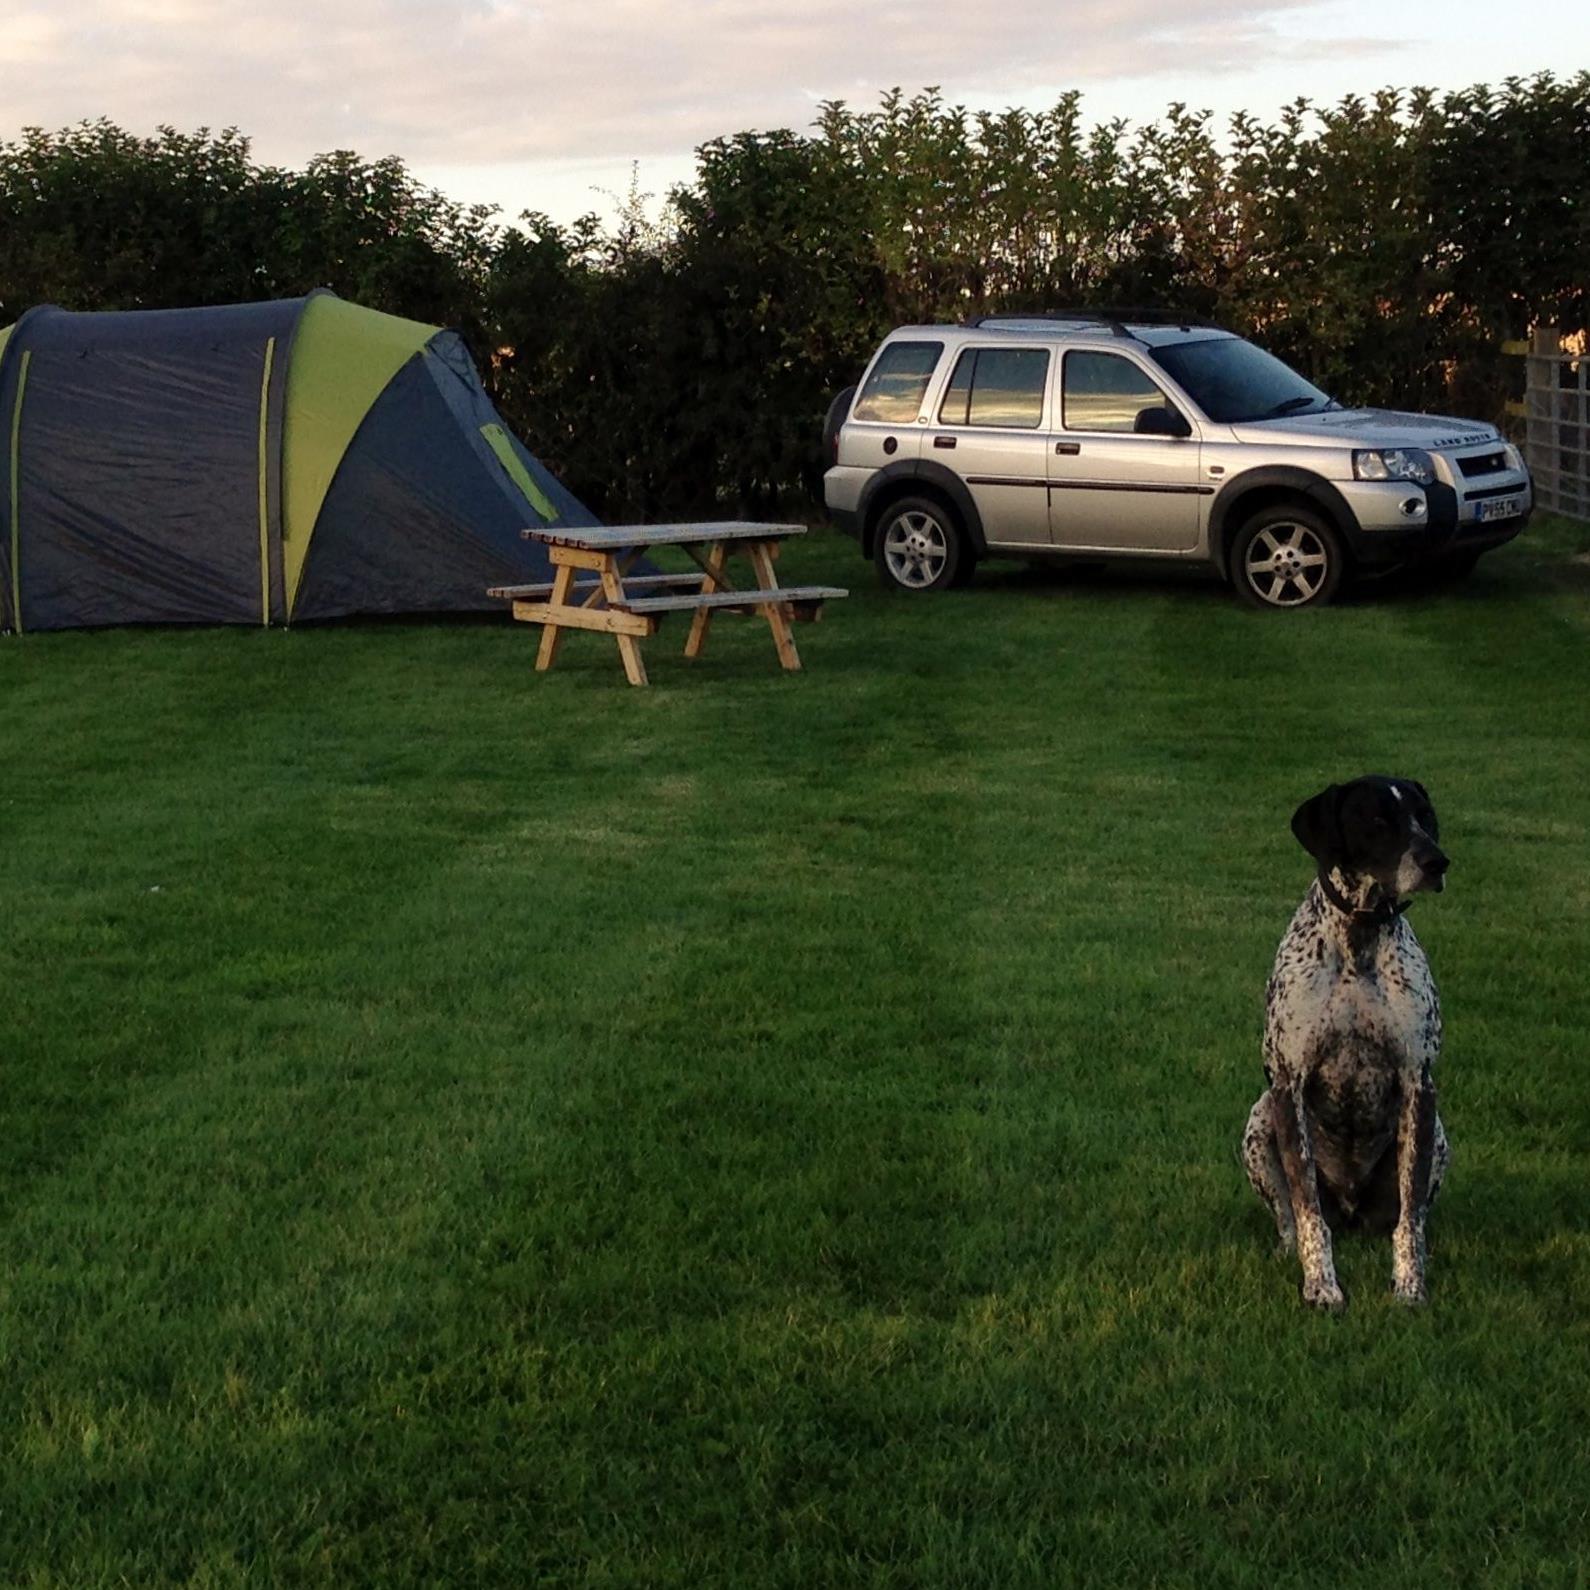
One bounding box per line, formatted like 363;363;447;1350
1419;848;1450;892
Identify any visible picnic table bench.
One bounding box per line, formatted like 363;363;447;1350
489;522;847;687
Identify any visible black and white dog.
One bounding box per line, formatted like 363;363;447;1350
1242;776;1451;1310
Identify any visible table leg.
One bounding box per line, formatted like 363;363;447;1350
747;541;801;671
535;561;576;670
599;554;649;686
684;541;728;659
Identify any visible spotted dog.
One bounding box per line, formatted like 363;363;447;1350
1242;776;1451;1310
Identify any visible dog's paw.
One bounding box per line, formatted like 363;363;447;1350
1302;1277;1346;1313
1391;1276;1428;1307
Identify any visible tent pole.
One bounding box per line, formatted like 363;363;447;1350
256;337;276;626
8;350;31;633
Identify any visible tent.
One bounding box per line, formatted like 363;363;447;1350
0;292;597;631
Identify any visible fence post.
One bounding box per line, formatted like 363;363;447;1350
1524;327;1558;514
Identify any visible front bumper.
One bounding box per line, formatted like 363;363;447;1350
1342;474;1532;568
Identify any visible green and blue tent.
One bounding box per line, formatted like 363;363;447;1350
0;292;595;631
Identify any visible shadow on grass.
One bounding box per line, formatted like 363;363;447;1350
964;539;1579;611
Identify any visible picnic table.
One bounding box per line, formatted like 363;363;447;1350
488;522;847;687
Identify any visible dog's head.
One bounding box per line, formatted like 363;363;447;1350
1291;775;1449;895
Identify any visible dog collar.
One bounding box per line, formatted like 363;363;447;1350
1317;869;1410;926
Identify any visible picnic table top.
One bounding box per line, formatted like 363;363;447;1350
520;521;807;549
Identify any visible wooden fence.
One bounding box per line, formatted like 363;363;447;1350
1507;328;1589;522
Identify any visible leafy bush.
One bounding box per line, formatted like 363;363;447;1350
3;74;1586;518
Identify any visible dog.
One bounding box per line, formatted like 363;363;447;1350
1242;776;1451;1310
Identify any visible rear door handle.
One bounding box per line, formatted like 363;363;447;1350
1055;441;1081;456
933;435;957;449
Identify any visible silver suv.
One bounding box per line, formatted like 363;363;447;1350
822;313;1533;607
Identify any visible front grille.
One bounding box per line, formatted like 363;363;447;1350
1457;451;1508;478
1464;483;1524;502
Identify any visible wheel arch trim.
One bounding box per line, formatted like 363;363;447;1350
1207;467;1354;578
859;460;986;556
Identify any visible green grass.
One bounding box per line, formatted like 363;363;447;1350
3;518;1589;1587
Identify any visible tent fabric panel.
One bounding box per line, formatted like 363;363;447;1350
0;298;306;630
422;331;599;532
17;300;304;351
12;337;276;629
280;294;438;616
290;350;558;622
0;326;12;363
479;423;555;522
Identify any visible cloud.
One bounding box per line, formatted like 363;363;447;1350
2;0;1377;167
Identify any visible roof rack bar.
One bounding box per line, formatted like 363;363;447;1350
963;310;1131;337
962;308;1226;337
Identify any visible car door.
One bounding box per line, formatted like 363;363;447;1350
1048;349;1203;552
929;344;1053;548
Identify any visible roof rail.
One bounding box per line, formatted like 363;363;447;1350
962;308;1226;338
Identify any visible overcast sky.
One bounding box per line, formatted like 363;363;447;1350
2;0;1583;226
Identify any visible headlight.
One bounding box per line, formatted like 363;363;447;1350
1354;448;1436;487
1503;442;1525;472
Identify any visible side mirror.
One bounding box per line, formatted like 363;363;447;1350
1134;404;1192;439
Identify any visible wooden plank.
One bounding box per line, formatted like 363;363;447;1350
684;540;729;660
490;571;709;601
488;573;709;600
547;544;612;572
522;521;806;550
748;541;801;672
599;556;650;686
622;585;847;614
1501;339;1531;357
514;600;657;637
533;563;575;671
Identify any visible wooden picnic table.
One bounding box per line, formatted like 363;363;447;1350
488;522;847;687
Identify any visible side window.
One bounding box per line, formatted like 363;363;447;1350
938;347;1050;429
853;341;943;423
1063;351;1171;433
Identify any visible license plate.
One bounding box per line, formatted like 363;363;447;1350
1474;496;1520;523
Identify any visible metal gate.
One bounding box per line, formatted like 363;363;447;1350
1520;328;1589;522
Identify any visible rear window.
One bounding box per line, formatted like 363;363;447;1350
853;340;943;423
938;347;1050;429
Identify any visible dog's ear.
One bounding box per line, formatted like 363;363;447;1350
1405;778;1437;836
1291;784;1344;867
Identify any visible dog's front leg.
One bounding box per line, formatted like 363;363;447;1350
1272;1084;1345;1311
1391;1075;1438;1304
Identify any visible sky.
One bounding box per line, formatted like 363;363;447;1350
1;0;1584;227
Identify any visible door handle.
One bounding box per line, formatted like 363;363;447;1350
933;436;957;449
1055;441;1081;456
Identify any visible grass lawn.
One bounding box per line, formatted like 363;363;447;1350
3;515;1588;1587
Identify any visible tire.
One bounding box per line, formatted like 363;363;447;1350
822;385;857;465
873;496;968;592
1230;504;1346;610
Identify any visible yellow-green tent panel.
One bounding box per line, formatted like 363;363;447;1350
281;294;434;614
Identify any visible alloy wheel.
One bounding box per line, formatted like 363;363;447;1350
1243;521;1331;607
883;511;949;589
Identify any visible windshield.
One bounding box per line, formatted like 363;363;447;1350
1148;337;1332;425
